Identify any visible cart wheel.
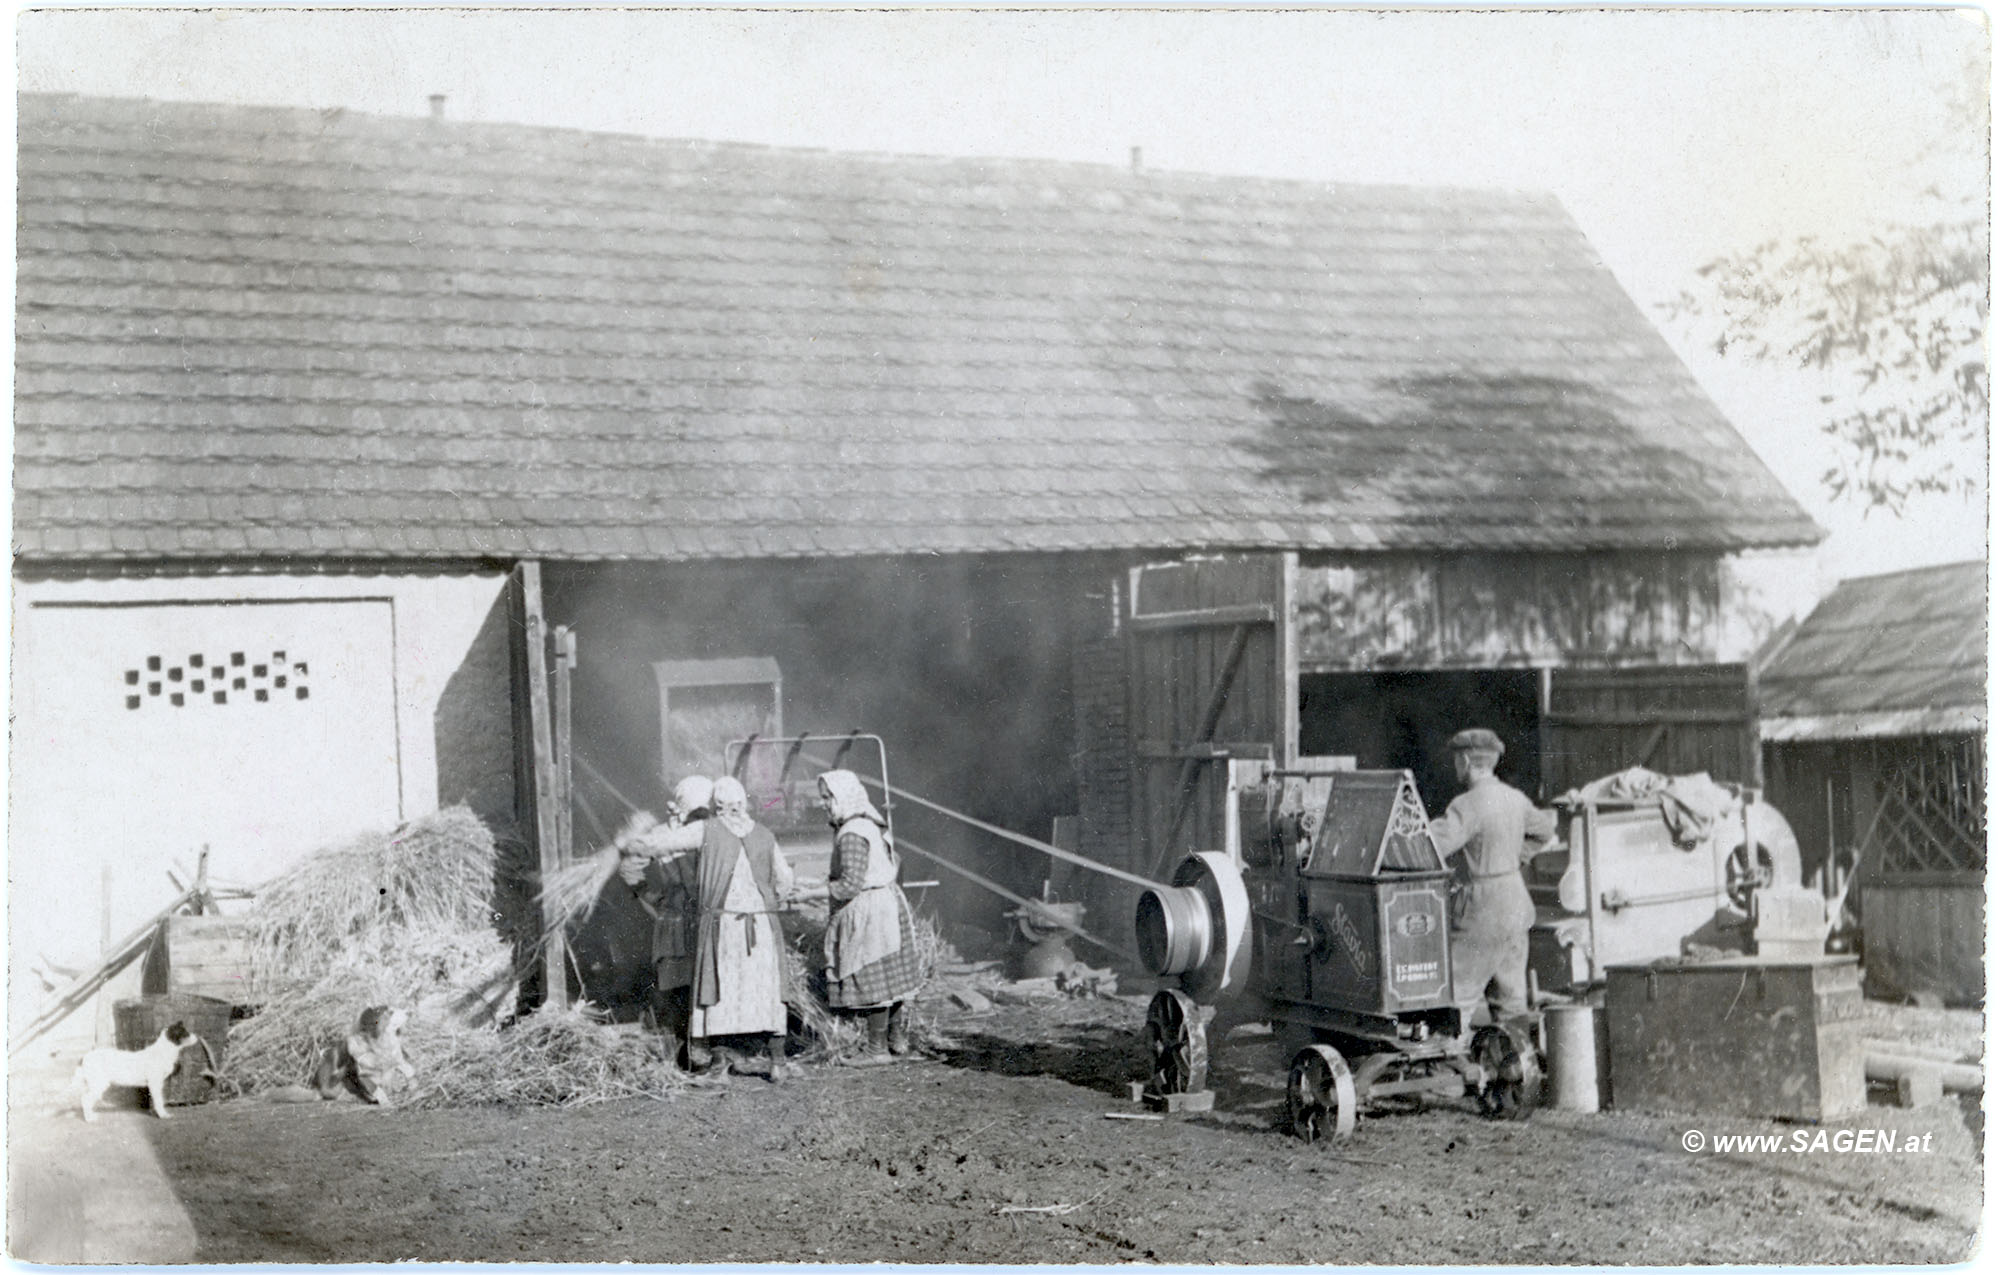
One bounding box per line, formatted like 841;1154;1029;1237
1288;1044;1357;1143
1472;1023;1542;1120
1145;989;1209;1094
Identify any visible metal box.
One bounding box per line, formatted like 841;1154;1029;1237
1295;771;1455;1019
1604;956;1866;1121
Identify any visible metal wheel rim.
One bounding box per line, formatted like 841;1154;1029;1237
1288;1044;1357;1143
1146;989;1209;1094
1475;1025;1543;1120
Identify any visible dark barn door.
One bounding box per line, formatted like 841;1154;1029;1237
1542;664;1758;797
1127;555;1295;881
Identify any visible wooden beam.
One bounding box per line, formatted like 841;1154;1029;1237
1127;603;1276;632
516;561;567;1011
1542;709;1758;728
1133;739;1275;761
1277;552;1300;769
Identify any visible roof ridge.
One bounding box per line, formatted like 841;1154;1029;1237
1832;559;1987;586
18;90;1566;209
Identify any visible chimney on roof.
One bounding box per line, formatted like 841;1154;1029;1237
429;94;447;121
1130;146;1143;174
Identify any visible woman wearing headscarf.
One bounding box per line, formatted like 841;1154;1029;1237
618;775;712;1068
817;769;921;1064
617;775;798;1080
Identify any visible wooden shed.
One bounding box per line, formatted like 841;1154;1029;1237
12;93;1822;1023
1758;562;1986;1006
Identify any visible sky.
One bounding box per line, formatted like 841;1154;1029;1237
11;4;1991;603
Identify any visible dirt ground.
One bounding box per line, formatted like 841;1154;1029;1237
122;982;1983;1265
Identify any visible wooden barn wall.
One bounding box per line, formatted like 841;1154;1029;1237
1296;552;1723;670
1862;878;1986;1006
1542;664;1755;792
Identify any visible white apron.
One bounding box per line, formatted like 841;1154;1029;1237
688;850;787;1038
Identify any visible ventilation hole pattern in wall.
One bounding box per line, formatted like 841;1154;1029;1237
124;650;311;710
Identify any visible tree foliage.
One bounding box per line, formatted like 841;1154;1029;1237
1665;218;1987;514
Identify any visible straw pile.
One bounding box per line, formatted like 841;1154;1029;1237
226;801;949;1101
225;807;521;1098
409;1002;690;1107
227;806;697;1108
781;903;950;1062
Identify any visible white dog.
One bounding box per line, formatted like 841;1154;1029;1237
75;1022;195;1122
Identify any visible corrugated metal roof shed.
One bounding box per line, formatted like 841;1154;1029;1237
1760;561;1987;741
15;93;1823;566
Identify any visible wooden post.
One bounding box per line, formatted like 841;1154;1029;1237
553;625;577;867
1536;667;1554;802
1743;658;1765;789
517;562;567;1010
1277;552;1300;770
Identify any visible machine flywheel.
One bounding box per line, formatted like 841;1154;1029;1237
1144;988;1210;1095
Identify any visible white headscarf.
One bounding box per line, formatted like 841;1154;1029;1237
818;769;885;827
668;775;714;823
710;776;756;837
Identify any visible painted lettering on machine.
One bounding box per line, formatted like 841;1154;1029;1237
1385;887;1450;1003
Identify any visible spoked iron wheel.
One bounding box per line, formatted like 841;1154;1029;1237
1725;843;1777;913
1145;989;1209;1095
1287;1043;1358;1143
1472;1023;1543;1120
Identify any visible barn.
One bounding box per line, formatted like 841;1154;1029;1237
11;93;1822;1029
1758;561;1986;1006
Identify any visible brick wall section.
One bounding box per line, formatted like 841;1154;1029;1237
1072;634;1133;882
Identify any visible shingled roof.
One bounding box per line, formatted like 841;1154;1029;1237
1760;561;1987;741
15;93;1822;566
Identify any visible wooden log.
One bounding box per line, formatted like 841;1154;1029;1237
1866;1051;1982;1096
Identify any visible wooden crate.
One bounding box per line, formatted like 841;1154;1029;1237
1605;956;1866;1122
142;913;258;1005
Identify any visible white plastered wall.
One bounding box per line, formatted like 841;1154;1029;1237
7;569;510;1045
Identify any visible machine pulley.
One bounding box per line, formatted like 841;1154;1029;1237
1133;851;1252;1002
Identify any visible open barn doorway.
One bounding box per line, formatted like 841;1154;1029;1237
1299;669;1541;815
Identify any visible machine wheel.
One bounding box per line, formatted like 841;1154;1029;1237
1472;1023;1542;1120
1145;989;1209;1094
1288;1044;1358;1143
1725;803;1802;912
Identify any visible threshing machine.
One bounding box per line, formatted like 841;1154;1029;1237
1135;762;1541;1141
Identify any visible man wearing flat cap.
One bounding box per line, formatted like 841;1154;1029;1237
1429;728;1557;1027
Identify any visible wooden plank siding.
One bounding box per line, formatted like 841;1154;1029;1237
1127;556;1284;881
1544;664;1756;792
1861;878;1986;1006
1296;552;1723;671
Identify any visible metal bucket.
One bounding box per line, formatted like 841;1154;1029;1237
1544;1003;1601;1113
